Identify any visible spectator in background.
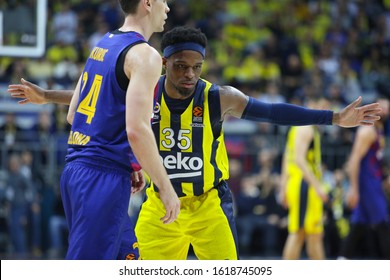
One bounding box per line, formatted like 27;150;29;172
334;58;362;104
5;153;33;255
30;111;56;167
48;185;67;259
281;53;304;102
51;2;78;45
227;157;244;198
235;174;273;256
235;171;285;257
88;19;110;52
258;81;286;104
20;149;42;257
98;0;123;31
0;113;23;150
1;60;29;86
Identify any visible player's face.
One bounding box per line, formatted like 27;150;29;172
164;50;204;99
150;0;170;32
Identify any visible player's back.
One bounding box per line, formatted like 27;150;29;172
66;31;147;172
284;126;322;180
359;127;384;191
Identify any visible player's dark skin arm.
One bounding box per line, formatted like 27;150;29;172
8;78;73;105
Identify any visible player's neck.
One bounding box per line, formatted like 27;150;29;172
119;17;153;41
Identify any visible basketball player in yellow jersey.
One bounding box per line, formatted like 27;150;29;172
279;96;331;260
134;28;379;260
8;26;381;260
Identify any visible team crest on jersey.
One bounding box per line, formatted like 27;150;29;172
152;102;161;123
154;102;161;114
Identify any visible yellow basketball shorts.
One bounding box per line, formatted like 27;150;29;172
286;178;324;234
135;181;238;260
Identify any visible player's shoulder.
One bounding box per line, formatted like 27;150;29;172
357;125;375;135
356;125;376;141
128;43;159;58
126;44;161;68
218;85;234;95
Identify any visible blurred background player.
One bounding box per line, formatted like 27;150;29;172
279;95;332;260
339;96;390;260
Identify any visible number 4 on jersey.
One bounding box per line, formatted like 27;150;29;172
77;72;103;124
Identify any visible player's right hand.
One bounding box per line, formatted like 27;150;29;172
346;188;359;209
158;186;180;224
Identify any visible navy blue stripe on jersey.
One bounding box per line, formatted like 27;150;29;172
217;181;239;258
211;140;222;188
299;180;309;229
191;81;205;196
208;84;222;139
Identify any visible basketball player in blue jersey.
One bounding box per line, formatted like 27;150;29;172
8;26;381;260
7;0;180;260
339;97;390;260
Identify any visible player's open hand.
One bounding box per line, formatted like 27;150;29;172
7;78;47;104
336;96;381;127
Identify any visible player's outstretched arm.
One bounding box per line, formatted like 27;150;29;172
332;96;381;127
8;78;73;105
219;86;381;127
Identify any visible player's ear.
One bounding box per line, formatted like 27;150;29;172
142;0;152;11
162;57;167;68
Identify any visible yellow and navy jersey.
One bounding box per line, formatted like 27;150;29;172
66;31;146;172
284;126;322;180
151;76;229;197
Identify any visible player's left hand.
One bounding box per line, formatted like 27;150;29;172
336;96;382;127
131;170;145;194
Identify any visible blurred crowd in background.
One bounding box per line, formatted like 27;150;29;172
0;0;389;259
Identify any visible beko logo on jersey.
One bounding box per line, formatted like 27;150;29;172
160;152;203;179
160;152;203;170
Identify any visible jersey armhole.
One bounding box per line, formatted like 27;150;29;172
115;41;147;91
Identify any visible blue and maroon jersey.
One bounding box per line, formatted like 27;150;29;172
65;31;146;173
359;127;384;189
352;127;388;224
